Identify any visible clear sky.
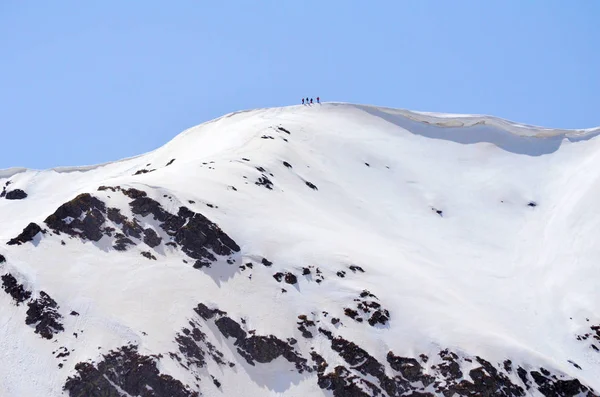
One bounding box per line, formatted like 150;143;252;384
1;1;598;169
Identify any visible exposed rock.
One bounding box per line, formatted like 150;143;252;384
113;236;134;251
0;254;5;263
285;273;298;284
528;201;537;207
26;291;64;339
45;194;106;241
143;228;162;248
306;181;318;190
129;196;240;267
1;273;31;304
283;161;292;168
5;189;27;200
166;159;176;166
7;222;43;245
349;265;365;273
277;126;291;134
133;168;156;175
194;303;226;320
297;315;315;338
210;309;309;373
64;345;197;397
256;175;273;190
261;258;273;267
141;251;157;260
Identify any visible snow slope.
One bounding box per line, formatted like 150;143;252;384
1;103;600;396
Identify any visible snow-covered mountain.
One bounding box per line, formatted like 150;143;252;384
1;103;600;397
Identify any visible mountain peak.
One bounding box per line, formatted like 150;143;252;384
1;103;599;396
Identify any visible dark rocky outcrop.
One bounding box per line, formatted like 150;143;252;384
143;228;162;248
206;306;309;373
256;175;273;190
7;222;43;245
26;291;64;339
45;194;106;241
306;181;318;190
64;345;197;397
1;273;31;304
273;272;297;285
5;189;27;200
277;126;291;134
261;258;273;267
141;251;157;260
343;290;390;327
128;196;240;268
113;235;134;251
0;254;5;263
133;168;156;175
34;188;238;268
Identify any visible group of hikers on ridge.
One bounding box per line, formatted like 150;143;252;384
302;97;320;105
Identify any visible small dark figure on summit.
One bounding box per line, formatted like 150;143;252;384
317;97;320;104
302;98;305;105
310;98;313;104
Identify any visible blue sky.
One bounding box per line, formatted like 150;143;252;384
1;1;598;169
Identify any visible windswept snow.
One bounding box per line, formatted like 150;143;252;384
1;103;600;396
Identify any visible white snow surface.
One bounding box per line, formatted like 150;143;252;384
1;102;600;396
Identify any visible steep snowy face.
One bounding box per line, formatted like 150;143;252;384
1;103;600;397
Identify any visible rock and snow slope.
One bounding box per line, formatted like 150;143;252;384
1;103;600;396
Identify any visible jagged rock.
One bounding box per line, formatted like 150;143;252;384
141;251;157;260
297;315;315;338
1;273;31;304
129;197;239;266
256;175;273;189
45;194;106;241
261;258;273;267
0;254;5;263
283;161;292;168
113;236;134;251
26;291;64;339
64;345;197;397
212;310;309;373
317;365;378;397
7;222;43;245
143;228;162;248
194;303;226;320
277;126;291;134
166;159;176;166
5;189;27;200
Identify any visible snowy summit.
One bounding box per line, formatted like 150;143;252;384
1;103;600;396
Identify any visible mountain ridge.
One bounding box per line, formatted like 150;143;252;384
1;103;599;396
